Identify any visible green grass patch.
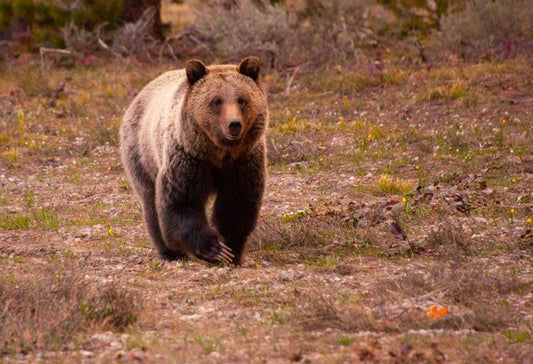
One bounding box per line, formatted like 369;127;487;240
0;213;31;230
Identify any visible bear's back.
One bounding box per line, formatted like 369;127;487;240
123;69;188;179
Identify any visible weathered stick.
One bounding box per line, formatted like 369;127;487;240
285;66;300;96
49;76;72;108
40;47;72;71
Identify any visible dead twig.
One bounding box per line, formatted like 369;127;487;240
285;66;300;96
49;76;72;108
97;38;122;58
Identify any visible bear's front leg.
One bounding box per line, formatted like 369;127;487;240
155;153;233;264
212;146;266;265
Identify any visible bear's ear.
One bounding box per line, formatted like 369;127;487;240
186;59;208;85
239;56;261;82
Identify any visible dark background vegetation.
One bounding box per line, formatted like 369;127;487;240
1;0;532;67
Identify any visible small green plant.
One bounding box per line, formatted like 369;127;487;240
502;330;532;343
2;148;19;166
378;175;413;195
338;336;355;346
151;261;163;271
25;190;35;207
193;334;223;355
36;207;60;230
280;209;307;222
0;213;31;230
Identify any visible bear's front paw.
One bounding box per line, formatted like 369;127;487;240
195;232;234;264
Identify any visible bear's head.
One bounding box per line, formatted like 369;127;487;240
184;56;268;153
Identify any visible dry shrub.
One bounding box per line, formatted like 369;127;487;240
111;6;160;60
375;262;525;332
189;0;373;70
425;218;474;259
434;0;533;60
63;6;160;60
291;0;375;66
191;0;290;68
293;289;432;333
295;291;375;332
251;214;356;252
0;269;139;356
267;135;321;165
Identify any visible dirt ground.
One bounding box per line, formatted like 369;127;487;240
0;50;532;363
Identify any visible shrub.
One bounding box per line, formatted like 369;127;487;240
190;0;374;70
0;270;139;356
435;0;533;60
192;0;291;68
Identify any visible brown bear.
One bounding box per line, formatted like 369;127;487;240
120;56;268;265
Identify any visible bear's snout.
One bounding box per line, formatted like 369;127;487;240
222;102;244;141
227;119;243;139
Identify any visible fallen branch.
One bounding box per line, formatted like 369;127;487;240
40;47;72;71
97;38;122;58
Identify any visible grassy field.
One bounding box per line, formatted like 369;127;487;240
0;45;532;362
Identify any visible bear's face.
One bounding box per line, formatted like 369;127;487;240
184;57;268;151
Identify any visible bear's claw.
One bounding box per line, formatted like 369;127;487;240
218;241;234;263
197;235;234;264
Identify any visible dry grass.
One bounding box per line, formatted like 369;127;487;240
0;267;138;356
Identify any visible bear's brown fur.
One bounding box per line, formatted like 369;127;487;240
120;56;268;264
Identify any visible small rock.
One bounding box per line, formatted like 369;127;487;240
7;206;22;214
473;217;488;225
76;227;92;239
80;350;94;358
208;351;221;360
127;348;147;361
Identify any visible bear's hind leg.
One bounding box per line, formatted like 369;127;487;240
127;152;186;261
140;188;187;261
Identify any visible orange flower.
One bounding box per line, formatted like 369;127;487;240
427;305;449;319
437;307;449;317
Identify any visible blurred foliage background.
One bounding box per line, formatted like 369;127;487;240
0;0;532;68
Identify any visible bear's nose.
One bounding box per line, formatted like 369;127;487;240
227;119;243;137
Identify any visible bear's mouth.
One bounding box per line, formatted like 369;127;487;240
225;133;242;141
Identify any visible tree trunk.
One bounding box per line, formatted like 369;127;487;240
120;0;164;40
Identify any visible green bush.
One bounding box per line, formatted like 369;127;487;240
0;0;124;48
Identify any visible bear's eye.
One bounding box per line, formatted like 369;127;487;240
237;96;246;106
211;97;223;107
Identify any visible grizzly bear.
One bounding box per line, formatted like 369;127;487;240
120;56;268;265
